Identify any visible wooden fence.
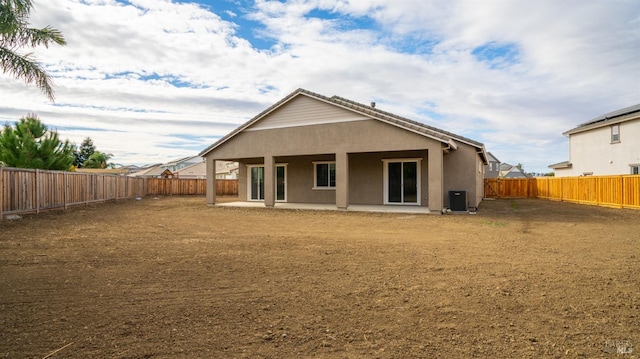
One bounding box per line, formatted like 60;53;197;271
146;178;238;196
1;167;240;219
1;167;146;218
484;175;640;209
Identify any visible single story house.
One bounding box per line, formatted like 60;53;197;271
199;89;488;212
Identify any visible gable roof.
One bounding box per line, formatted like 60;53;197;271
199;88;486;162
548;161;572;170
162;155;201;167
486;151;500;163
500;163;529;178
128;164;163;177
564;103;640;136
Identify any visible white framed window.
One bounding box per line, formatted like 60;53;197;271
313;161;336;189
631;164;640;175
611;124;620;143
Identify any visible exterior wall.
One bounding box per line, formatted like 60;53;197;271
211;119;441;159
443;143;482;209
247;95;368;131
475;155;485;207
563;118;640;176
348;151;429;206
553;167;572;177
237;151;429;206
277;155;335;204
484;160;500;178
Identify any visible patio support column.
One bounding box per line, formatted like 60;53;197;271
336;151;349;210
428;147;443;212
206;157;216;206
264;154;275;207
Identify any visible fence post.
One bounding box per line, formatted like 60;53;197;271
85;173;89;205
64;172;68;209
0;166;4;221
35;169;40;214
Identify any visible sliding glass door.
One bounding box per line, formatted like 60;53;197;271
249;166;264;201
248;164;287;202
384;159;419;205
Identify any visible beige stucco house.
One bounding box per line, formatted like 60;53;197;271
200;89;487;212
549;104;640;176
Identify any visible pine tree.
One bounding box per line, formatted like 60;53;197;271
74;137;95;167
0;114;74;170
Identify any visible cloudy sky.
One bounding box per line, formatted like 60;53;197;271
1;0;638;172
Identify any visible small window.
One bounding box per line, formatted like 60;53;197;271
611;124;620;143
631;165;640;175
314;162;336;188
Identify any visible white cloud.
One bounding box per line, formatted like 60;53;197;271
2;0;638;173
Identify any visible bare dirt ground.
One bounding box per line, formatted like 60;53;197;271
1;197;639;358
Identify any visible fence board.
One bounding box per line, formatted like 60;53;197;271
623;176;640;209
145;178;237;196
0;167;146;218
484;175;640;210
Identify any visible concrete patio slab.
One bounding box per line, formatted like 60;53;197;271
215;201;432;214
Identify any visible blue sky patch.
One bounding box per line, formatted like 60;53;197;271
307;8;380;33
472;42;520;69
105;72;206;89
197;0;279;50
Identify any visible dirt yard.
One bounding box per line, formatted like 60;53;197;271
1;197;638;358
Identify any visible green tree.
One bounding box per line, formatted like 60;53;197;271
0;0;66;101
83;151;114;169
74;136;95;167
0;114;74;170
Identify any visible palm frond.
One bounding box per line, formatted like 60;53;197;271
0;46;56;101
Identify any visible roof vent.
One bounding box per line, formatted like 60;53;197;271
370;102;376;108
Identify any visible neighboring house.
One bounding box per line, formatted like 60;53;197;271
199;88;488;212
128;159;238;179
74;168;129;175
161;155;202;173
118;164;148;175
160;169;175;178
128;164;164;178
499;163;529;178
170;160;239;179
550;104;640;176
215;161;239;179
484;152;501;178
174;161;206;179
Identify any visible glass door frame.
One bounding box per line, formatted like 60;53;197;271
275;164;287;202
247;165;265;201
247;164;287;202
382;158;421;205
